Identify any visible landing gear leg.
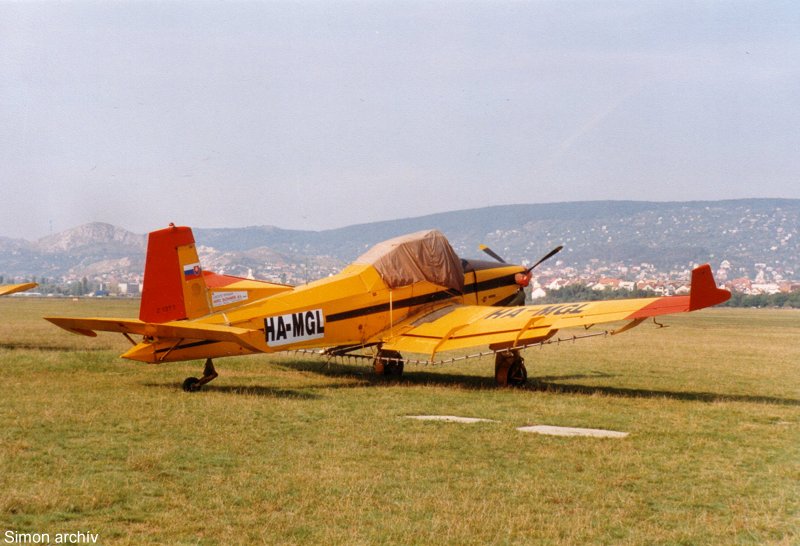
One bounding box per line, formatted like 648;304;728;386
373;349;404;378
494;350;527;387
182;358;219;392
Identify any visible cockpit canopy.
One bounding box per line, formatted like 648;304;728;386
355;230;464;293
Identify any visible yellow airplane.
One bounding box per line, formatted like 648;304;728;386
46;224;730;390
0;283;38;297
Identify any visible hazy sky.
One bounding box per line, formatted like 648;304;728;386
2;1;798;239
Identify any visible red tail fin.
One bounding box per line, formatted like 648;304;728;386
140;224;211;323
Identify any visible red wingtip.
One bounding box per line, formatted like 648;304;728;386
689;264;731;311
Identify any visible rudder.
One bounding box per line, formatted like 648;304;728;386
140;223;211;323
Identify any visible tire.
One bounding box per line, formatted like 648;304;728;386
507;360;528;387
495;351;527;387
182;377;201;392
374;350;404;377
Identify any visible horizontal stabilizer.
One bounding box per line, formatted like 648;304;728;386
45;316;266;352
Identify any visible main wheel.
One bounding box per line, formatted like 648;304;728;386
374;350;404;378
182;377;201;392
495;351;527;387
385;359;404;377
507;359;528;387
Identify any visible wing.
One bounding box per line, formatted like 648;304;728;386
0;283;38;296
381;264;730;361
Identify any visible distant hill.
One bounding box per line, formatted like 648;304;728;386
1;199;797;282
197;199;799;279
0;223;146;281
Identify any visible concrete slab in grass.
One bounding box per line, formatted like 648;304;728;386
405;415;499;424
517;425;628;438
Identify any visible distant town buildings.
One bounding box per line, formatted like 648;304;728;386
528;258;799;299
22;255;792;300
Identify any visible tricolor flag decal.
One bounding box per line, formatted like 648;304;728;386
184;262;202;279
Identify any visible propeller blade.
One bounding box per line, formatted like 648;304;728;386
479;244;506;264
525;245;563;273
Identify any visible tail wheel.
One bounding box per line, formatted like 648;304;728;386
182;359;219;393
374;350;404;378
182;377;201;392
495;351;527;387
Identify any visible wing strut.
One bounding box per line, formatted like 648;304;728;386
610;318;645;336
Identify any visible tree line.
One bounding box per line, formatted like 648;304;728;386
537;285;800;308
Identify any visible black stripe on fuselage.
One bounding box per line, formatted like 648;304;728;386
326;273;519;323
467;272;520;294
326;289;460;323
154;339;219;354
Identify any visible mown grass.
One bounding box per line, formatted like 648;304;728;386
0;298;798;544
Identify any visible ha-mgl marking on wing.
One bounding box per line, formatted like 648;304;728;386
265;309;325;347
45;223;730;391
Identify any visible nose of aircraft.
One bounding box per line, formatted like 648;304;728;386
478;243;563;293
514;271;532;287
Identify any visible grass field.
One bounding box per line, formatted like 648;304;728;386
1;298;798;545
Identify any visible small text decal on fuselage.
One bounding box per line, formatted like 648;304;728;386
264;309;325;347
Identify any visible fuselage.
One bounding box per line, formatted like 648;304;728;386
122;258;526;363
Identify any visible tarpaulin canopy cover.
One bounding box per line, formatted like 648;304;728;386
355;230;464;293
